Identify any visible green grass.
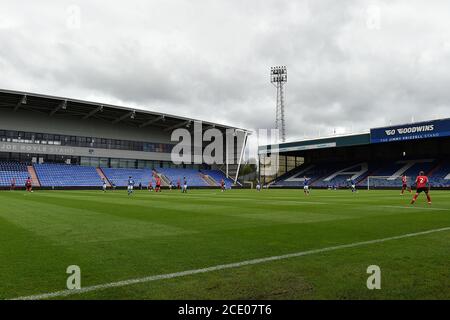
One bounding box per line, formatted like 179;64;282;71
0;188;449;300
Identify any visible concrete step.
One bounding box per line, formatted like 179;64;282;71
96;168;111;187
27;166;41;187
202;174;218;186
154;171;169;187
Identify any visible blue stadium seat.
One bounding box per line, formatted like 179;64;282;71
156;168;209;187
34;163;103;187
273;159;450;188
101;168;154;187
0;162;29;187
201;169;234;187
423;161;450;188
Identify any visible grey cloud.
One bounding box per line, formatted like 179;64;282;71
1;0;450;142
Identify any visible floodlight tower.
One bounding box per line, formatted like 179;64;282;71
271;66;287;142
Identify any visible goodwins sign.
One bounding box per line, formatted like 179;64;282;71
370;119;450;143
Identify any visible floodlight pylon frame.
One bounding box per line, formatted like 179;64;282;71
271;66;287;142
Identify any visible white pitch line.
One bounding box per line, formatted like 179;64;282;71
9;226;450;301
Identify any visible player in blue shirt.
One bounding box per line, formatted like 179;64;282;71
350;179;356;193
127;176;135;196
303;176;310;195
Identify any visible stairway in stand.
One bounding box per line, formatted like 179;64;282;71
96;168;111;187
155;171;170;186
27;166;41;187
201;174;218;186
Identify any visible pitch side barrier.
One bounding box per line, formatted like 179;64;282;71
263;185;450;190
0;185;245;191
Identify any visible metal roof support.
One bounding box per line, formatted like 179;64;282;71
235;130;249;184
163;120;191;132
49;100;67;116
0;89;247;132
139;115;165;128
112;110;135;124
204;124;216;131
82;105;103;120
13;95;27;112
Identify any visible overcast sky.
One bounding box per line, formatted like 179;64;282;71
1;0;450;144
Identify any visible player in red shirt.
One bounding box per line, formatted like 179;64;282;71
25;177;33;192
148;180;153;192
411;171;431;205
177;179;181;190
155;176;161;192
220;179;225;192
400;175;411;195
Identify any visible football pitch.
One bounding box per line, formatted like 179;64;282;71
1;189;449;300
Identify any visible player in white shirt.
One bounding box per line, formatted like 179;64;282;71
102;178;107;192
127;176;135;196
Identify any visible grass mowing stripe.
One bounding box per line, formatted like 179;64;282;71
9;226;450;300
380;205;450;211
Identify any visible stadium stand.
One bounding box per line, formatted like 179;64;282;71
101;168;154;187
27;165;41;187
4;159;446;189
96;168;111;186
34;163;103;187
0;161;237;189
271;163;349;187
308;162;368;188
201;169;234;187
427;161;450;188
156;168;209;186
0;162;30;187
272;159;450;188
358;160;437;188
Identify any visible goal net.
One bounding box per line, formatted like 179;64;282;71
366;176;412;190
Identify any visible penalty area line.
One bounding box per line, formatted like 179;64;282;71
9;226;450;300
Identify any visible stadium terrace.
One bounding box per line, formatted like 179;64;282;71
0;89;250;190
259;118;450;190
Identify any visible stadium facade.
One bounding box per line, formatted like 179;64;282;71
259;118;450;189
0;89;249;189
